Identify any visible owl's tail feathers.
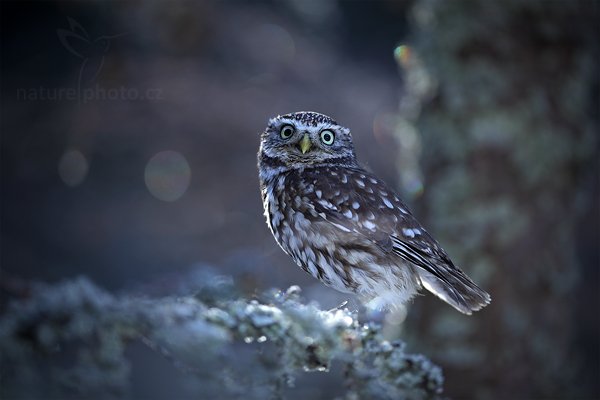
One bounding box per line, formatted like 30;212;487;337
417;268;491;315
391;236;490;314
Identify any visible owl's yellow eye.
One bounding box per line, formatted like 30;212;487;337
280;125;295;139
320;130;335;145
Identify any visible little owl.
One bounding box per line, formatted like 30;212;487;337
257;111;490;314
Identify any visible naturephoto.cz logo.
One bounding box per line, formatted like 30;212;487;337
17;85;163;103
16;17;162;104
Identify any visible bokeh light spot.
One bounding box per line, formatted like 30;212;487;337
287;0;337;24
58;149;89;187
144;150;191;202
403;175;424;198
394;45;412;67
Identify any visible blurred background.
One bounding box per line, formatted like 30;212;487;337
1;0;598;399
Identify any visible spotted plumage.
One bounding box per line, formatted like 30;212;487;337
258;111;490;314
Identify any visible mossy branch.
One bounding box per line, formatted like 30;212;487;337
0;275;443;399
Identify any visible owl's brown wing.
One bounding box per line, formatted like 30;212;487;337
290;166;436;249
290;166;491;314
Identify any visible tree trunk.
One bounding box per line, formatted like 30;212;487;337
397;1;598;398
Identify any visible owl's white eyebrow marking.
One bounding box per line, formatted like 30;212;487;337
383;198;394;209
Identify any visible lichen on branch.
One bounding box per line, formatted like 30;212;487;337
0;275;443;399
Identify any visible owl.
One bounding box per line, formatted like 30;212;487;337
257;111;490;314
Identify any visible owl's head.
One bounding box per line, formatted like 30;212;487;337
259;111;358;167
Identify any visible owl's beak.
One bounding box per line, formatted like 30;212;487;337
299;134;312;154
